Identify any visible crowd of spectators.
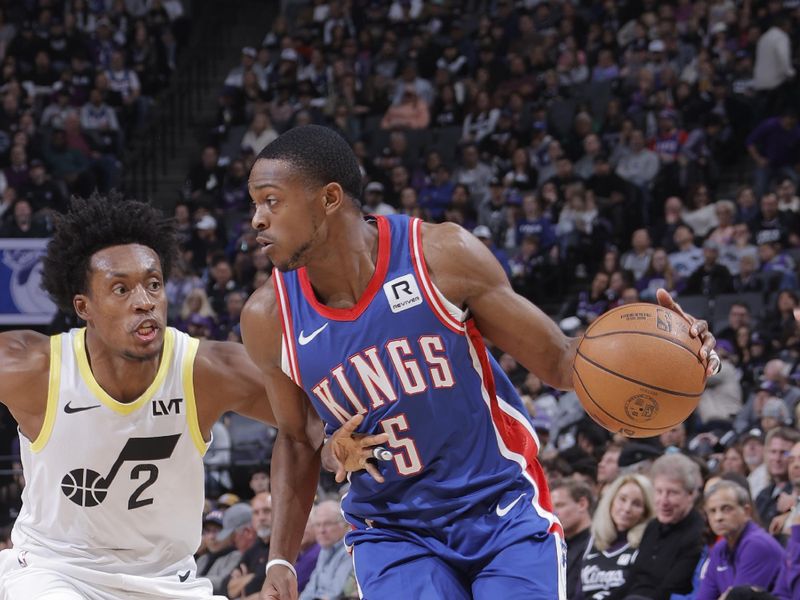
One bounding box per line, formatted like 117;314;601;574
0;0;186;238
169;0;800;597
3;0;800;598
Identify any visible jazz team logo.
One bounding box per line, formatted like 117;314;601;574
383;274;422;314
60;434;180;509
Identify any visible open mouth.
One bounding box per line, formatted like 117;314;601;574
134;323;159;342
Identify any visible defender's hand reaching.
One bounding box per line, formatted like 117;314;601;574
323;413;390;483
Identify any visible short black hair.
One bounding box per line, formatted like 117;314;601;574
42;192;177;313
256;124;363;203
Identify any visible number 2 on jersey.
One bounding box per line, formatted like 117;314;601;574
379;414;423;476
128;464;159;509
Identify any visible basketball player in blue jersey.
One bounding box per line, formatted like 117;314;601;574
241;125;719;600
0;194;373;600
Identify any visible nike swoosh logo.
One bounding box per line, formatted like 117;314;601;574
496;493;526;517
64;401;101;414
298;323;328;345
716;566;728;572
178;570;190;582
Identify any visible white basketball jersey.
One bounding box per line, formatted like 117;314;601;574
12;327;209;577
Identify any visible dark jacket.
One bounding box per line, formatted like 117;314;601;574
621;509;705;600
567;527;592;599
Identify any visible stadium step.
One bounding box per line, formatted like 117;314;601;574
143;0;280;208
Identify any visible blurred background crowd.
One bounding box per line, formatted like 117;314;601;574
0;0;799;598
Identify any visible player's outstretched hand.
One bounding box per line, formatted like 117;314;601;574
327;413;390;484
261;565;297;600
656;288;719;377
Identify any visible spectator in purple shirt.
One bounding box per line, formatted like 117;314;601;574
772;520;800;600
746;108;800;197
697;480;784;600
418;164;455;220
295;509;321;594
516;194;557;251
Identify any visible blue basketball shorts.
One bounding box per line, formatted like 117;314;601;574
347;490;566;599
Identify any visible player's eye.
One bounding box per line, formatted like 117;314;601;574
112;285;127;295
148;280;162;291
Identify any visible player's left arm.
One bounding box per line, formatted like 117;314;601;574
194;341;372;467
194;341;280;430
422;222;717;390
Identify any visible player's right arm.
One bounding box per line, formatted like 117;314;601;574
240;280;319;600
0;331;51;442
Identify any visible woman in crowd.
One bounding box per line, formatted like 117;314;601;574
576;474;655;600
682;183;718;238
504;146;538;192
176;287;217;334
461;89;499;144
720;444;750;478
762;290;800;351
636;247;679;301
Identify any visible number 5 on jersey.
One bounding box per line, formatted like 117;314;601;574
380;415;423;476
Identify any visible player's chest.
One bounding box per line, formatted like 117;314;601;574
294;310;463;427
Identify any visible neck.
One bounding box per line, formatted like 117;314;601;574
725;522;748;547
304;213;379;309
566;519;591;539
84;327;162;403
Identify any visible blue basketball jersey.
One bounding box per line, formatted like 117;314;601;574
274;215;560;537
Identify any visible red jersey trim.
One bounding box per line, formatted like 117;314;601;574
409;218;465;335
298;216;390;321
465;319;563;538
273;271;303;388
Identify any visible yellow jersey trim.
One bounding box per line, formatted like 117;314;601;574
31;334;62;452
73;327;175;415
181;336;206;456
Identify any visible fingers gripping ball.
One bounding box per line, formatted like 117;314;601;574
573;303;706;438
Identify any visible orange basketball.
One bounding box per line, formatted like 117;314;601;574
573;303;707;438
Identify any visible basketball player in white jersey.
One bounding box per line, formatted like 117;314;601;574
0;194;382;600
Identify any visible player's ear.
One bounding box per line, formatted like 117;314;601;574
321;182;345;214
73;294;90;321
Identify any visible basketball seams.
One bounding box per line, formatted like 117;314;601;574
583;330;704;363
593;301;695;328
572;365;685;432
576;349;703;398
574;304;705;437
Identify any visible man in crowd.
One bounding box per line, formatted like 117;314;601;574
249;467;270;497
755;427;800;526
197;503;255;596
299;500;354;600
768;440;800;538
696;480;784;599
226;492;272;599
551;478;594;599
622;453;705;599
597;443;623;493
295;509;321;595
